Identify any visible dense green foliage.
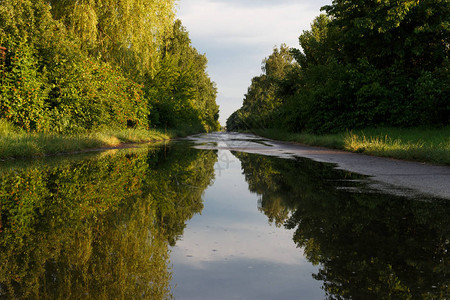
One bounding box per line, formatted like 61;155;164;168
0;0;219;134
49;0;175;79
146;21;220;132
227;0;449;133
235;152;449;298
0;144;216;298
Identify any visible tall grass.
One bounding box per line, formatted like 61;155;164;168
0;119;172;160
343;127;450;164
253;127;450;165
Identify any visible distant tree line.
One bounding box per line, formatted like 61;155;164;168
227;0;449;133
0;0;220;133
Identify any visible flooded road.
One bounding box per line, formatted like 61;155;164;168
170;148;324;299
0;132;448;299
188;132;450;200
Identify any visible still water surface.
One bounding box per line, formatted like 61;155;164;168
0;133;448;299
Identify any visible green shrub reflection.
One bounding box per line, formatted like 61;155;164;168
235;152;449;299
0;145;216;299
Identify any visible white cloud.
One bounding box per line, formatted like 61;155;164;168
179;0;319;46
176;0;331;125
171;222;306;268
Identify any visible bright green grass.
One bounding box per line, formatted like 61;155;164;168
0;119;173;160
253;127;450;165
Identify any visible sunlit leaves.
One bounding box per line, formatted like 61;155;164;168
0;39;49;132
1;0;218;134
147;20;220;133
50;0;176;79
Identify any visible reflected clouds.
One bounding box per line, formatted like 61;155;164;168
172;258;323;300
172;222;306;268
172;150;306;268
170;149;323;299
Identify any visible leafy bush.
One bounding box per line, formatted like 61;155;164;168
0;39;49;132
1;1;219;136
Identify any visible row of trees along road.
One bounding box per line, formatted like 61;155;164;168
0;0;220;133
227;0;449;134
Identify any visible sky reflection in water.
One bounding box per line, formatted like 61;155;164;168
170;150;324;300
171;139;449;299
0;136;448;299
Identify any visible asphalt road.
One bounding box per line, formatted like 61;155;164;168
187;132;450;200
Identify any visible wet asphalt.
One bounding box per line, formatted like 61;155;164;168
186;132;450;200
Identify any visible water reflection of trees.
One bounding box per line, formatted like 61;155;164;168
235;152;449;299
0;145;216;299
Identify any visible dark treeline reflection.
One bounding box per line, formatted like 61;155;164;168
0;145;216;299
234;152;449;299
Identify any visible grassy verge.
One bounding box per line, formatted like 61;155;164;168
252;127;450;165
0;120;176;160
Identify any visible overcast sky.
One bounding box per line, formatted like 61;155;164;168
176;0;331;125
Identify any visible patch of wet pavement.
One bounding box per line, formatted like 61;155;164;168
186;132;450;200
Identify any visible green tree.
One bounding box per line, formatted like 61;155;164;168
49;0;176;79
1;1;218;134
228;0;449;133
227;45;294;130
0;0;151;132
146;20;220;132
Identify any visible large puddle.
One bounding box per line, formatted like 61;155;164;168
0;133;448;299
